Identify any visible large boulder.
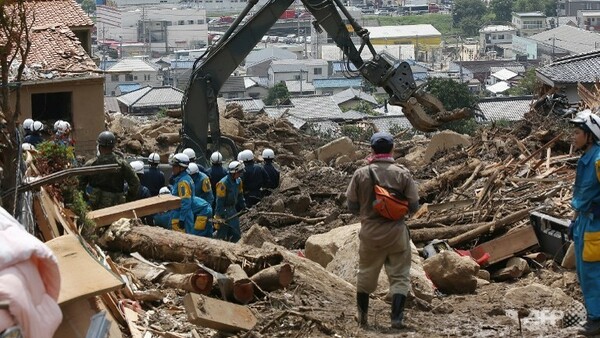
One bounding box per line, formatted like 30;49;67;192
240;224;277;248
423;250;479;294
424;130;471;163
314;137;355;164
305;224;360;268
503;283;573;309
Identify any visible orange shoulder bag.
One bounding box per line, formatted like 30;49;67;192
368;165;410;221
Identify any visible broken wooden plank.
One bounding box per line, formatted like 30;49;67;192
448;208;533;247
470;224;539;265
33;195;57;241
183;293;257;333
88;195;181;227
46;234;124;305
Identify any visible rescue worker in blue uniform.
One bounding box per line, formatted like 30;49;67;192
570;109;600;336
142;152;165;196
168;153;195;234
130;160;151;199
207;151;227;195
154;187;213;237
214;161;246;243
183;148;209;174
187;162;214;205
22;118;33;137
24;121;44;146
238;149;270;207
261;148;280;195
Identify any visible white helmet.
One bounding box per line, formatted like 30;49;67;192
130;160;145;175
187;162;200;175
210;151;223;164
32;121;44;132
53;120;63;131
571;109;600;140
183;148;196;161
262;148;275;160
159;186;170;195
237;149;254;162
228;160;245;174
171;153;190;168
57;121;71;134
148;152;161;164
23;118;34;131
22;143;35;151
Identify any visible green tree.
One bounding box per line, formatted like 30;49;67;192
264;83;290;105
452;0;487;26
81;0;96;14
490;0;513;22
426;78;479;135
514;0;556;16
507;68;539;95
460;16;483;36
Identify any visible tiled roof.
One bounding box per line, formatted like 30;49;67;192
118;83;142;93
14;26;98;82
288;95;348;120
537;50;600;84
245;47;297;68
477;96;533;121
305;120;341;135
285;80;315;93
332;88;378;106
104;96;119;113
225;98;265;113
221;76;246;93
367;115;413;132
27;0;93;28
528;26;600;54
490;66;525;74
107;58;159;72
313;78;363;89
247;76;269;88
118;86;183;108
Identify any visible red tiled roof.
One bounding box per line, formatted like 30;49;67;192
14;26;98;81
27;0;93;28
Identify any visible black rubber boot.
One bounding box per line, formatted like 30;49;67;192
579;319;600;336
391;293;407;329
356;292;369;327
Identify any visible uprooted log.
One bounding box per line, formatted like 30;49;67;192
419;159;481;201
99;221;283;275
250;263;294;292
226;264;254;304
120;257;213;295
447;208;533;247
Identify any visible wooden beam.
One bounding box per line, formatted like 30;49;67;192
183;293;257;333
88;195;181;227
470;224;539;265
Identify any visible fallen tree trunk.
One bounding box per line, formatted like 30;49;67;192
408;211;482;229
226;264;254;304
410;222;487;243
419;159;481;199
447;208;532;247
99;221;283;275
121;257;213;295
250;263;294;292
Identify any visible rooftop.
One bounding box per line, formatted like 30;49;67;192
27;0;93;28
117;86;183;108
365;24;441;38
245;47;297;68
118;83;142;94
332;88;378;106
14;26;98;82
477;96;533;121
221;76;246;93
513;11;546;17
486;81;511;94
479;25;516;33
313;78;363;89
537;50;600;84
225;98;265;113
285;80;315;93
107;58;159;73
580;11;600;16
528;25;600;54
491;68;519;81
367;115;413;132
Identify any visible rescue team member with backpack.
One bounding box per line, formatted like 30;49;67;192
345;132;419;330
569;109;600;336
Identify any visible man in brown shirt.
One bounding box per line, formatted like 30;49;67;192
345;131;419;329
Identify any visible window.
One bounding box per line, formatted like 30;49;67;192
498;34;504;39
125;74;134;81
111;74;119;81
32;92;72;121
294;75;301;80
133;75;138;80
197;19;204;24
314;68;322;75
166;21;172;26
178;20;185;25
188;20;194;25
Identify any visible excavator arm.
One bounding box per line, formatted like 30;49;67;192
181;0;470;158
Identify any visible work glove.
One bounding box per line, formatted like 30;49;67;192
213;215;223;230
568;220;575;241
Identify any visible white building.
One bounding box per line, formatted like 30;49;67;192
577;10;600;31
110;0;270;11
512;12;548;37
105;58;161;96
97;5;208;54
268;59;328;87
479;25;515;57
